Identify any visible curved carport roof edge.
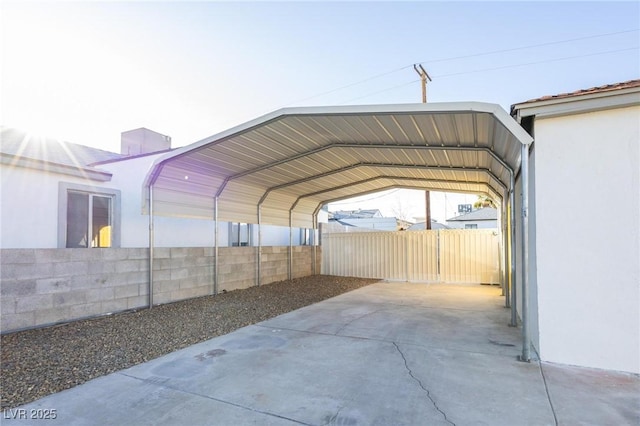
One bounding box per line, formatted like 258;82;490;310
142;102;532;227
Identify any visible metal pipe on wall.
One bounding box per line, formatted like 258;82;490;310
520;143;531;362
148;185;154;309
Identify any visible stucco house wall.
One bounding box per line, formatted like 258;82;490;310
445;220;497;230
531;105;639;374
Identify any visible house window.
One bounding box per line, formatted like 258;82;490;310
230;222;251;246
300;228;311;245
66;192;112;247
58;183;121;248
465;224;478;229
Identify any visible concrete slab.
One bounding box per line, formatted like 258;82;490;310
2;282;638;426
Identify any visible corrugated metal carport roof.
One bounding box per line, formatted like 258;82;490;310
144;102;533;228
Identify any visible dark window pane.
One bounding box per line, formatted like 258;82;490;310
67;192;88;248
92;196;111;247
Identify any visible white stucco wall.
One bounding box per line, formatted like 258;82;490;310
533;105;640;373
446;220;497;229
0;166;113;248
1;154;318;249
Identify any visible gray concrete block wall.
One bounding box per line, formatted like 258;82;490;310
260;246;289;285
217;247;256;292
1;245;321;333
152;247;214;305
1;248;150;332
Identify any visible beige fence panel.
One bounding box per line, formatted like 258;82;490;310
322;229;499;284
439;229;500;284
405;231;439;282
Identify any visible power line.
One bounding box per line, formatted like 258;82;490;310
339;79;419;104
432;46;639;79
339;46;638;103
283;28;639;106
282;65;412;107
417;28;639;64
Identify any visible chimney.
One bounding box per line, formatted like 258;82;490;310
121;128;171;156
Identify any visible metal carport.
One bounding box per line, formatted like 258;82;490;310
143;102;534;361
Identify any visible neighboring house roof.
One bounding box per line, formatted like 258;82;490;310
1;127;123;166
447;207;497;222
0;127;121;182
331;217;398;231
331;209;383;219
407;221;450;230
520;79;640;104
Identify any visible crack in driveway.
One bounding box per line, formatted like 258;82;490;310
393;342;456;426
334;309;382;336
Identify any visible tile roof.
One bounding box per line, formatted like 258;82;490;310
520;79;640;104
447;207;497;222
0;127;123;167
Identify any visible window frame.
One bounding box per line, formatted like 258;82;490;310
58;182;121;248
464;223;478;229
228;222;252;247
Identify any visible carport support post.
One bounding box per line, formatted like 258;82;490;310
214;196;219;295
312;213;318;275
503;200;510;308
509;176;517;327
148;185;154;308
520;143;531;362
288;211;293;280
257;206;262;286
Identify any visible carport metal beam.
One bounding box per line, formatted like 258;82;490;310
222;144;512;200
258;163;508;210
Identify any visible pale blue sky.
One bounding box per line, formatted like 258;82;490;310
2;1;638;220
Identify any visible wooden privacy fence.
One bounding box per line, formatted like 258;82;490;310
322;229;501;284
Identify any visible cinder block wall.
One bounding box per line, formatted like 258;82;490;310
0;246;321;333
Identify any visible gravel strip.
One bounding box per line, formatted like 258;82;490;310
1;275;379;411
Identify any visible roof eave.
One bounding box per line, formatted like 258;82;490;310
512;86;640;119
1;153;113;182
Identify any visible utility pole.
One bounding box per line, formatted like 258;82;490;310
414;64;433;229
413;63;432;103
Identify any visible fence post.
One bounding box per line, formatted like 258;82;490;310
436;229;441;282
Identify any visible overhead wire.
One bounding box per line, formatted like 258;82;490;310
340;46;639;103
284;28;639;106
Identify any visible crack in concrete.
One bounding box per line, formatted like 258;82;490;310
393;342;456;426
323;405;344;426
538;363;559;426
119;372;312;425
334;309;382;336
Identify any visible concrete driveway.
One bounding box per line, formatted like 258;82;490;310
3;282;638;425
